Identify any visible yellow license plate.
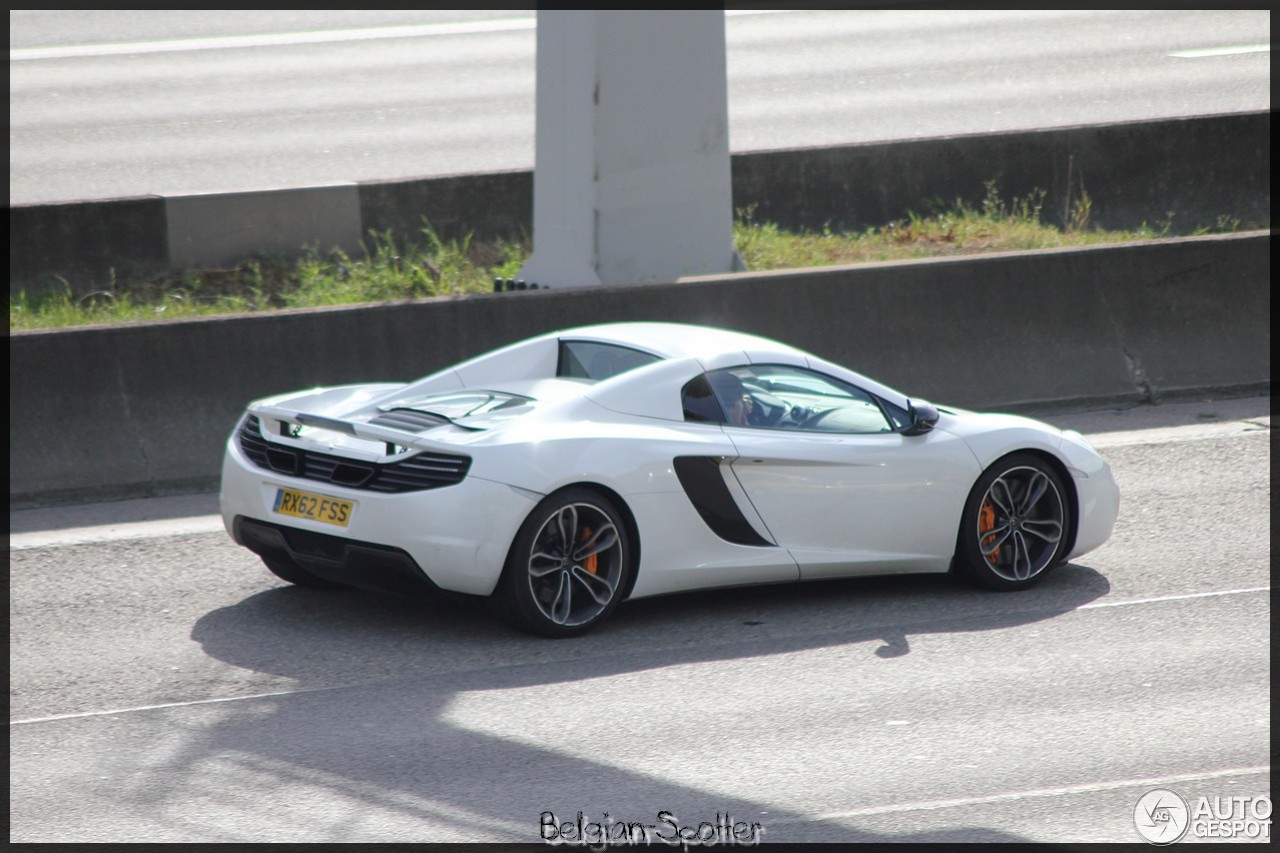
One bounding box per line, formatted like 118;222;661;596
273;488;353;527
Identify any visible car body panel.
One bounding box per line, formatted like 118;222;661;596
1056;429;1121;560
221;433;536;596
625;490;801;598
725;424;981;577
584;356;706;422
219;321;1120;608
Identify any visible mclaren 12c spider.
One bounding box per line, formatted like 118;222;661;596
220;322;1119;637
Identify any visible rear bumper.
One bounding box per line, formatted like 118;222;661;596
220;434;540;596
234;516;448;599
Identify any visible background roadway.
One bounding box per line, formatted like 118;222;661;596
9;9;1271;204
9;10;1270;842
9;396;1272;843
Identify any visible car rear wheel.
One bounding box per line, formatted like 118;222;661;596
260;555;350;590
497;488;634;638
955;453;1071;590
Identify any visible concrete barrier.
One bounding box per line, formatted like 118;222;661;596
166;184;364;269
8;111;1269;296
8;196;170;291
9;231;1269;508
730;110;1272;236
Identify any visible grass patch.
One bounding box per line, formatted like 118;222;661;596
8;183;1243;332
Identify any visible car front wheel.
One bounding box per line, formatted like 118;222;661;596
955;453;1071;590
497;487;634;638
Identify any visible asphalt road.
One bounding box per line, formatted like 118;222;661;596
9;395;1271;843
9;9;1271;204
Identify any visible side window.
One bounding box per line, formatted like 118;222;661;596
698;365;894;434
681;375;726;423
558;341;660;381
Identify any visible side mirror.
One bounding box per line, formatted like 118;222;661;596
901;399;940;436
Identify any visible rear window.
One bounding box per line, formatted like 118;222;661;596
557;340;661;381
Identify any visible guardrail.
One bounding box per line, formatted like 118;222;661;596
9;231;1269;508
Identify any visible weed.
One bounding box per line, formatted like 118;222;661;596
7;200;1252;332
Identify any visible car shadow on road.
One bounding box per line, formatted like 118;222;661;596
169;563;1114;842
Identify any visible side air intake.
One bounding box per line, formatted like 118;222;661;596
672;456;773;547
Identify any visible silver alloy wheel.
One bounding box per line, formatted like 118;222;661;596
526;502;623;628
976;465;1065;582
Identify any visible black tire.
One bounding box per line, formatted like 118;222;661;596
955;453;1072;591
496;487;635;638
260;555;350;590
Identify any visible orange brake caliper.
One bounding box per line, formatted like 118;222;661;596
979;500;1000;565
581;527;598;574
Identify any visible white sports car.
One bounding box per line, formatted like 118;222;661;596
220;322;1119;637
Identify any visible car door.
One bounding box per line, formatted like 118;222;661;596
707;364;981;578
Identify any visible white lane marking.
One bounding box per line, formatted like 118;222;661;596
9;18;538;62
795;765;1271;823
10;685;350;726
1080;586;1271;610
9;585;1269;727
1170;44;1270;58
8;516;226;551
9;11;786;63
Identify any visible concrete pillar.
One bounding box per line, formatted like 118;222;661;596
518;11;743;289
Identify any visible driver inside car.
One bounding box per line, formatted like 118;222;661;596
708;371;755;426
